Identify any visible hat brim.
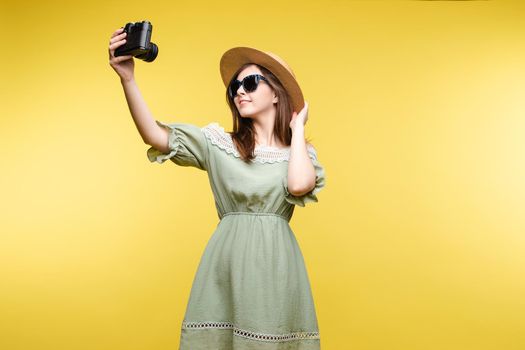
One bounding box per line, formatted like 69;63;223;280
220;47;305;113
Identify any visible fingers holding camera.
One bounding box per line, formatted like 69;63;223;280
108;30;127;56
109;37;127;52
110;31;126;46
108;37;132;63
108;28;135;81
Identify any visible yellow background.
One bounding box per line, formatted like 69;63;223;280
1;0;524;349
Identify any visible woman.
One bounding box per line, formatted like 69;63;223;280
109;27;326;350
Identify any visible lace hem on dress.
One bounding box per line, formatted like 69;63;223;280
182;321;320;343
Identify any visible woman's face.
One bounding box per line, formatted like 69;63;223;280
232;64;278;119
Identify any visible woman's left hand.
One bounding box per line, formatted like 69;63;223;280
289;101;309;131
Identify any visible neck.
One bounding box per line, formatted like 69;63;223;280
251;107;284;148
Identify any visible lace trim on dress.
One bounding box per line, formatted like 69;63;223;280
182;321;320;343
201;122;317;164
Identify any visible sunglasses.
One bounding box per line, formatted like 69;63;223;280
228;74;268;99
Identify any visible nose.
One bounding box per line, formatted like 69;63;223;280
235;84;246;97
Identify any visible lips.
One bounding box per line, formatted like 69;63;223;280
240;100;250;105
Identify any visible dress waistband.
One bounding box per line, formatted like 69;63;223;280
221;211;290;222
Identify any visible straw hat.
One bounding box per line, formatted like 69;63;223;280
219;47;305;113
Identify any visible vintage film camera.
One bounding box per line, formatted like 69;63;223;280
115;20;158;62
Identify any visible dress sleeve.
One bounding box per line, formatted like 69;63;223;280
282;145;326;207
146;120;209;171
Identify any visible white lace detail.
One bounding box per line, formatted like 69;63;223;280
182;321;320;342
201;122;317;164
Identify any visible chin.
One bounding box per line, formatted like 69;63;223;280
238;108;254;118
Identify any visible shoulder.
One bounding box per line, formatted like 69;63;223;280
200;122;239;157
201;122;231;143
154;120;207;137
201;121;228;134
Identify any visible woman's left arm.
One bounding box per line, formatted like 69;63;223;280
287;102;316;196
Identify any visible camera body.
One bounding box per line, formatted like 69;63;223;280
114;20;158;62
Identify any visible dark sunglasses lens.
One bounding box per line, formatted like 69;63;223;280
228;75;263;98
243;75;259;92
229;80;241;97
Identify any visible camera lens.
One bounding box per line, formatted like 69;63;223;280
135;42;158;62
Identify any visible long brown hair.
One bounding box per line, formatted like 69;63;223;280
225;63;311;163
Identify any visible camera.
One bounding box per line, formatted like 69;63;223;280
115;20;158;62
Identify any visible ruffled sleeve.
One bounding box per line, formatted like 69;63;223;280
146;120;209;171
282;145;326;207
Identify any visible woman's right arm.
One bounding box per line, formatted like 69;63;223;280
108;27;169;153
120;78;169;153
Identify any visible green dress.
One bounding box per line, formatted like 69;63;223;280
147;120;326;350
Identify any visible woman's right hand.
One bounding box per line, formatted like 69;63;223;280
108;28;135;82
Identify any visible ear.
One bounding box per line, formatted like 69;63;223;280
273;94;278;104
